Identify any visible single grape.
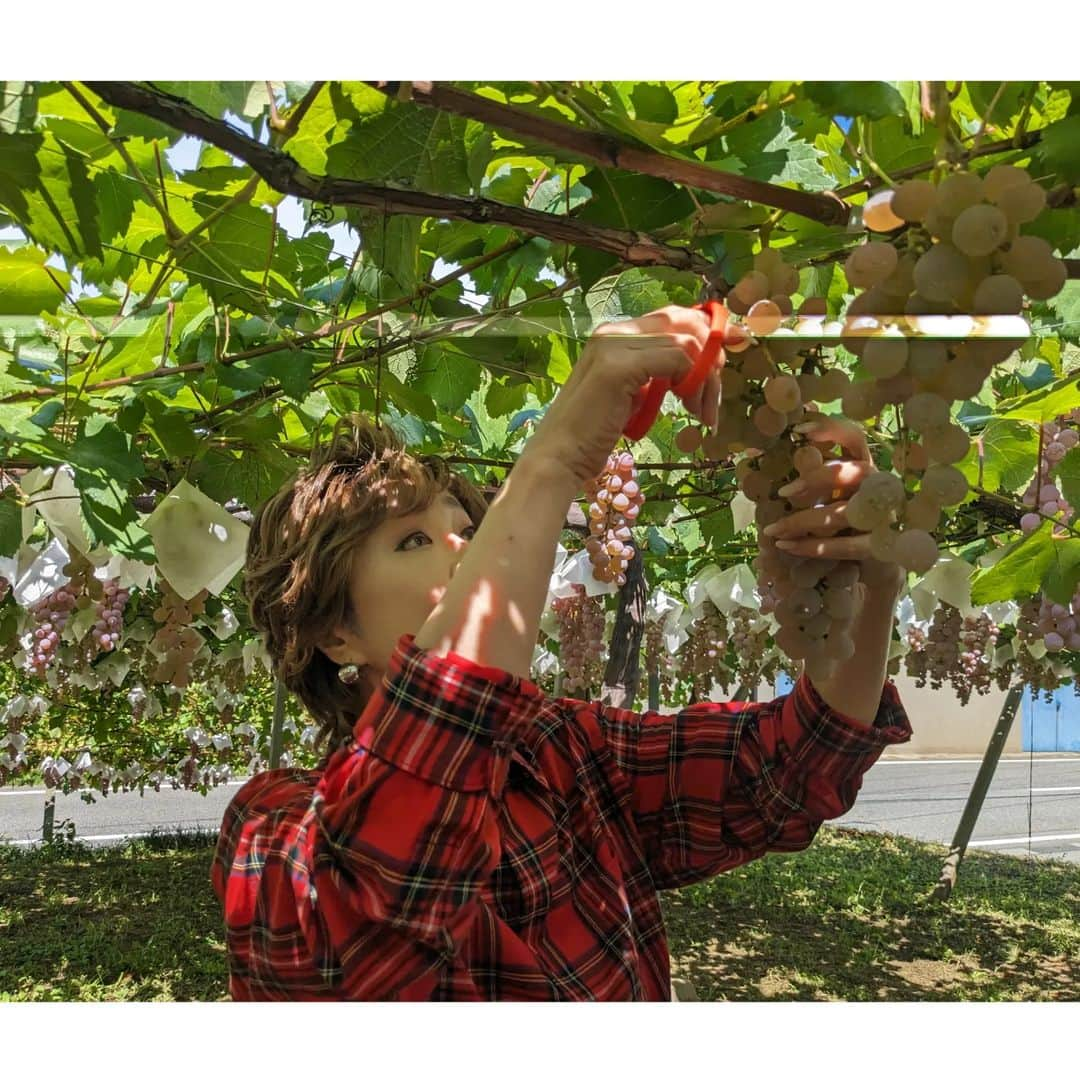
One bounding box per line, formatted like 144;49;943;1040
951;203;1009;257
934;172;983;217
845;241;899;289
997;181;1046;225
746;299;784;336
733;270;771;307
675;426;703;454
894;528;940;573
904;392;951;433
862;335;908;378
764;375;801;412
921;463;969;506
863;190;904;232
890;179;937;222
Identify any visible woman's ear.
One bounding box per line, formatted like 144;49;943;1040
317;624;368;668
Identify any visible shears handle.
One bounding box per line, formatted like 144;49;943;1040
622;300;728;441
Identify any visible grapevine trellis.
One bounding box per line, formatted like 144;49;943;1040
0;79;1079;860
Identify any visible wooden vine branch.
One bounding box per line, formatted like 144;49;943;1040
369;81;851;228
83;82;711;276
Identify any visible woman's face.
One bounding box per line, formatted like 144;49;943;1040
321;489;476;683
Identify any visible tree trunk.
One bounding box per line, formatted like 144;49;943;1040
600;546;647;709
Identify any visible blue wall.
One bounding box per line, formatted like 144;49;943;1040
774;673;1080;752
1022;686;1080;752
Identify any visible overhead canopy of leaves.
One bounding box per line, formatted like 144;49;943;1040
0;79;1077;600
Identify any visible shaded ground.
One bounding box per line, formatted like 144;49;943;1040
1;825;1076;1001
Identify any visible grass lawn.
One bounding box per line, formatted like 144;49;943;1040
1;825;1076;1001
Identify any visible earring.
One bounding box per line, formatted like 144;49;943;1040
338;663;362;685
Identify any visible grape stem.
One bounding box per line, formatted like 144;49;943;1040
971;82;1008;155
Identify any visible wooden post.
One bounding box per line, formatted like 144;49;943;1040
42;794;55;843
647;664;660;712
268;678;287;769
931;683;1024;902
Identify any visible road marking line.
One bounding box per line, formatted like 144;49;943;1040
876;756;1080;764
0;779;249;797
1;829;216;847
968;832;1080;848
1030;786;1080;793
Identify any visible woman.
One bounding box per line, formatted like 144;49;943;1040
213;304;911;1000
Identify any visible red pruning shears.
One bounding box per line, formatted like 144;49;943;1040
622;300;729;441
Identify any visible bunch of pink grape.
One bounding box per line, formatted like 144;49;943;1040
27;583;80;677
727;605;772;688
551;584;607;694
954;613;1000;704
0;576;10;603
676;600;728;701
1016;597;1064;698
1019;412;1080;535
150;582;208;688
1033;593;1080;653
903;603;962;689
88;578;130;657
583;451;645;586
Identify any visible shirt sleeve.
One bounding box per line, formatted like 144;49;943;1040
589;672;913;891
300;633;546;995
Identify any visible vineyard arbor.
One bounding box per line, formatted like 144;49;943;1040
1;79;1079;814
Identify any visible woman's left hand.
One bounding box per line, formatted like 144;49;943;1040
760;415;905;593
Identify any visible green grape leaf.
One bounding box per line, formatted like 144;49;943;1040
1047;281;1080;346
189;443;296;511
411;344;484;413
68;417;145;482
996;373;1080;423
1034;114;1080;183
0;247;70;315
958;418;1038;494
485;377;529;418
1043;537;1080;605
152;82;253;119
723;111;834;192
630;83;679;125
76;471;154;562
248;350;317;403
970;521;1056;604
577;169;695;232
0;493;22;557
803;82;907;121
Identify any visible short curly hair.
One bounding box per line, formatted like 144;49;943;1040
243;413;489;753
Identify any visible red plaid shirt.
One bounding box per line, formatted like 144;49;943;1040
212;634;911;1000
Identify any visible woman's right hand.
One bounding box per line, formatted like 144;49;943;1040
518;305;718;491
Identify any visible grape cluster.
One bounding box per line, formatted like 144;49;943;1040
0;576;10;603
27;583;78;677
745;437;864;684
1020;413;1080;535
643;616;678;703
150;582;208;688
726;605;772;688
903;603;962;689
551;584;607;694
676;600;728;701
1015;597;1064;697
584;451;645;586
953;612;1000;704
86;578;130;659
839;165;1067;573
1033;594;1080;653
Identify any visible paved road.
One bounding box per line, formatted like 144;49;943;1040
834;754;1080;864
2;755;1079;864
